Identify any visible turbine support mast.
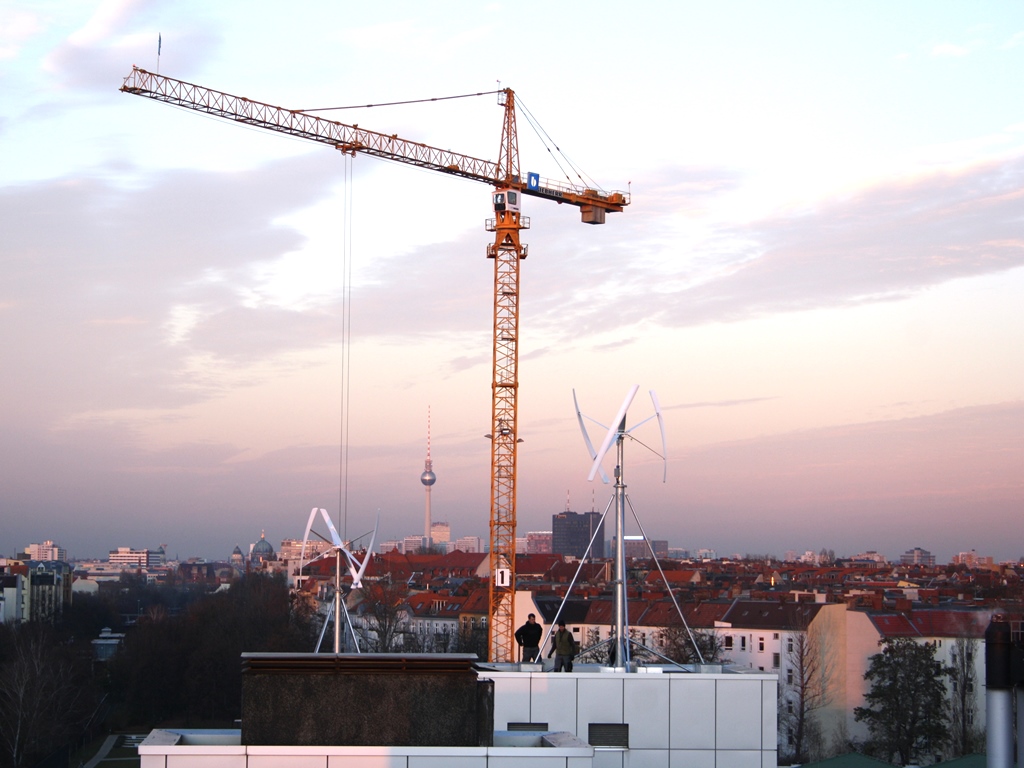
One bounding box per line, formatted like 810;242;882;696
611;418;630;668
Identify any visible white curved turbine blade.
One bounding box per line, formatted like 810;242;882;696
365;513;379;560
345;514;379;588
588;385;639;482
574;389;610;484
300;507;322;570
650;390;668;483
320;508;344;547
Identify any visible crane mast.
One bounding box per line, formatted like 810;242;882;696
120;67;628;661
487;88;523;662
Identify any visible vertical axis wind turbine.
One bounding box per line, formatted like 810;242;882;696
300;507;377;653
587;385;644;667
119;67;629;661
576;385;703;669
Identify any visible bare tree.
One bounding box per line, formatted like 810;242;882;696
656;625;726;665
356;579;411;652
779;620;835;763
451;621;488;659
0;625;92;768
948;635;982;757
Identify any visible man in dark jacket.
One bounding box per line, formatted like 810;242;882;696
514;613;542;662
548;620;577;672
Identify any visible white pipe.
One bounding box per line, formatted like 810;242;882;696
1016;687;1024;768
988;688;1013;768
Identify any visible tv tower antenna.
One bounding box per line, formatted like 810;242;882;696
421;407;437;550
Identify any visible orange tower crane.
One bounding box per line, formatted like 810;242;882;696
119;67;629;661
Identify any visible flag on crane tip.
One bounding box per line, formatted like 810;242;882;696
158;34;162;56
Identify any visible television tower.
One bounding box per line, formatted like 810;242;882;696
420;407;437;548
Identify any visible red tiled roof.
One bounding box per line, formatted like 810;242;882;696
582;599;647;625
869;614;918;637
516;554;563;575
721;600;827;630
870;608;992;639
439;551;489;570
459;587;490;615
546;561;608;582
633;600;729;628
406;593;466;618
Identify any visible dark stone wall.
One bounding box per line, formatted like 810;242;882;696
240;653;492;747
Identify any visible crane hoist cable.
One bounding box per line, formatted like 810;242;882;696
297;89;504;113
338;153;354;542
516;97;605;194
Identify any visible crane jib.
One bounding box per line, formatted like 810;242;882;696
120;68;628;215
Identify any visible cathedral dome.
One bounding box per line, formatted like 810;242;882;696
251;532;276;563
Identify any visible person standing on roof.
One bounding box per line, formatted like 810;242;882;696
514;613;542;662
548;620;577;672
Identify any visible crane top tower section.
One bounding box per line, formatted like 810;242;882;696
119;67;629;224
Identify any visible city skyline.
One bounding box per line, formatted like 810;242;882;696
6;529;1013;570
2;2;1022;561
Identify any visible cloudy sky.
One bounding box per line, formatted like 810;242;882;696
2;1;1022;563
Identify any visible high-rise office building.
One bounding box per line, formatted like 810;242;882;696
27;541;67;562
108;546;164;568
900;546;936;567
404;535;427;555
430;521;450;546
526;531;552;554
551;510;604;559
619;536;669;559
454;536;482;553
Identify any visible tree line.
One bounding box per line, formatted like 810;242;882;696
0;572;313;768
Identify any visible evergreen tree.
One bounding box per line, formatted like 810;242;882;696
854;637;950;765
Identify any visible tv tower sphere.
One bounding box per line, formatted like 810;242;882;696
421;467;436;486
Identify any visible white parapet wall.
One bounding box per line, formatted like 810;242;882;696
138;667;777;768
486;667;778;768
139;729;594;768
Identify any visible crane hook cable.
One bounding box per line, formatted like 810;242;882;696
338;153;354;540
